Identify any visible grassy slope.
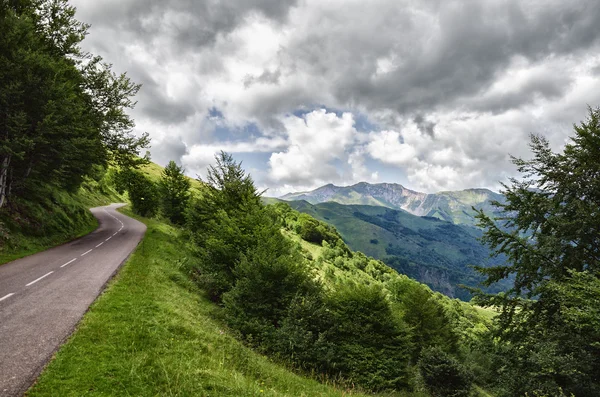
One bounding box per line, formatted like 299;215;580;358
140;161;204;196
28;209;386;397
0;176;124;265
0;161;196;265
283;200;511;299
285;229;496;326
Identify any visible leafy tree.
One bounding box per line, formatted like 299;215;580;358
186;151;264;300
0;0;148;209
158;160;190;225
389;282;458;361
322;283;412;391
474;107;600;395
114;169;158;217
222;217;319;345
418;346;473;397
297;213;342;245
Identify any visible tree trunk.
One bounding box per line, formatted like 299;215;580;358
0;155;11;209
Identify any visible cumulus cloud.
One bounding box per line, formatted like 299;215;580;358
268;110;357;186
72;0;600;193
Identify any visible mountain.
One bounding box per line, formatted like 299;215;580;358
280;182;504;226
280;200;510;300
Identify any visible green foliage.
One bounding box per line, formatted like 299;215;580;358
418;346;473;397
297;213;341;245
474;107;600;396
158;160;190;225
186;151;264;301
223;221;318;345
323;283;412;391
0;0;148;210
114;169;159;217
389;281;458;360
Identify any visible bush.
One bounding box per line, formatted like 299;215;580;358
222;223;319;345
322;283;412;391
418;346;473;397
114;169;159;217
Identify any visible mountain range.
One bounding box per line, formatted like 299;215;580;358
280;182;504;227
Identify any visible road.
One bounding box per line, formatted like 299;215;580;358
0;204;146;396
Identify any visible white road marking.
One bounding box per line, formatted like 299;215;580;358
60;258;77;268
0;293;15;302
26;271;53;287
81;249;93;256
96;242;104;248
102;207;125;239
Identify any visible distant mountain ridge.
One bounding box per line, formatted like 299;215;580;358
280;182;504;226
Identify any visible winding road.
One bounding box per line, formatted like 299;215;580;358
0;204;146;396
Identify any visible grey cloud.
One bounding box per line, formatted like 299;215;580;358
76;0;298;51
71;0;600;193
128;64;197;123
243;68;282;88
150;136;188;167
282;0;600;117
414;115;436;137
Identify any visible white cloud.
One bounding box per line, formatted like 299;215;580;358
268;110;357;186
71;0;600;194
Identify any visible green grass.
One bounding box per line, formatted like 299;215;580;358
140;161;205;197
29;209;411;397
281;200;511;300
0;175;124;266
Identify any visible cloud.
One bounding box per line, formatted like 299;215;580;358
268;110;358;186
71;0;600;193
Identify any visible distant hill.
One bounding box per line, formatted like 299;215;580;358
279;182;504;226
276;199;509;300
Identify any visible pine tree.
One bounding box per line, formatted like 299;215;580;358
474;106;600;396
159;161;190;225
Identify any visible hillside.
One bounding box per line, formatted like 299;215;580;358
278;199;509;299
26;157;495;396
30;207;492;397
279;182;504;226
29;210;379;397
0;159;197;266
139;161;205;195
0;171;125;265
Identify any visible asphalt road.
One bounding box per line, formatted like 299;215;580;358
0;204;146;396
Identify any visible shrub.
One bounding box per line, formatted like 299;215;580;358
322;283;412;391
222;224;319;345
418;346;473;397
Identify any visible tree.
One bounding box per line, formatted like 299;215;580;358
418;346;473;397
0;0;148;209
222;217;319;345
390;282;457;361
159;160;190;225
322;283;412;391
474;107;600;395
186;151;265;300
114;169;159;217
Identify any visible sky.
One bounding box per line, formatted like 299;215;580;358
71;0;600;196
